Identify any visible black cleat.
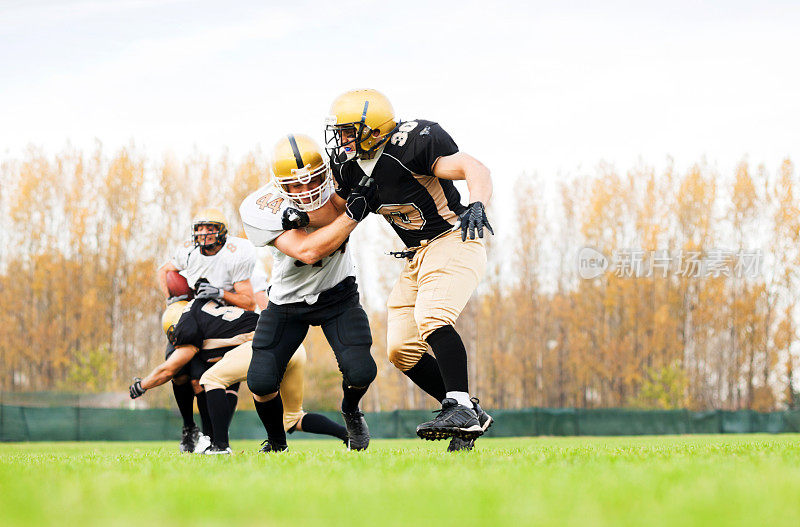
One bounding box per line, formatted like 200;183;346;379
179;424;200;453
447;436;475;452
342;410;370;451
258;439;288;453
416;398;483;441
471;397;493;433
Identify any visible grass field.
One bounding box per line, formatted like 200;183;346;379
2;435;800;527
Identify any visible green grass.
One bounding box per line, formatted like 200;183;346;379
2;435;800;526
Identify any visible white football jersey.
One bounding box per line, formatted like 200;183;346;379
169;236;256;293
251;266;268;294
239;182;355;305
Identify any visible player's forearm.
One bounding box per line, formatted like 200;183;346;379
223;291;256;311
465;164;492;204
141;364;176;390
296;214;357;264
156;266;171;298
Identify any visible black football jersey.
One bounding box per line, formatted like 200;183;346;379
171;299;258;361
333;120;466;248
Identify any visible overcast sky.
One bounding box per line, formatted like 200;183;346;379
2;0;798;210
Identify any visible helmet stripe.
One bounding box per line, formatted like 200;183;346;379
361;100;369;124
287;134;304;169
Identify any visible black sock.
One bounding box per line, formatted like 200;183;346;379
425;325;469;393
341;381;368;413
195;391;213;441
254;395;286;445
226;383;240;429
205;388;231;448
403;353;446;402
172;382;196;428
299;413;348;442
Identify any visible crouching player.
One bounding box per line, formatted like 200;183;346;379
130;296;349;453
129;298;250;451
240;133;377;451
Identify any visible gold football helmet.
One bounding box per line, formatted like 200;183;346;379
270;134;333;212
325;89;398;163
162;300;188;343
192;207;228;249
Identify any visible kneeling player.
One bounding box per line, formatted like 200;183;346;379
240;133;377;451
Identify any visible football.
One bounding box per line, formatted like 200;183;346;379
166;270;192;298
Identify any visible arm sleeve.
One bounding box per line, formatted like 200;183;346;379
169;244;190;270
239;188;287;247
242;222;284;247
405;123;459;177
231;248;256;284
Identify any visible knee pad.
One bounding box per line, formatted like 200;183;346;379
246;351;281;396
340;347;377;388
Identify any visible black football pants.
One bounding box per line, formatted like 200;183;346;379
247;278;377;396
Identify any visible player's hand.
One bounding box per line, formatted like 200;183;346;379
457;202;494;241
345;176;376;222
129;378;146;399
281;207;310;230
166;294;189;306
195;282;224;301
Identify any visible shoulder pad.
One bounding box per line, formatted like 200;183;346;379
239;183;290;232
225;236;256;259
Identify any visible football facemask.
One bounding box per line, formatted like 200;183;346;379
271;134;334;212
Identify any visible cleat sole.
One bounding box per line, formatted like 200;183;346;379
416;424;484;441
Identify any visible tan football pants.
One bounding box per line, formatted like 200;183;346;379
200;341;307;431
387;230;486;371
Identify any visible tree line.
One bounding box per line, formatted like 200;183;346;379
1;146;797;411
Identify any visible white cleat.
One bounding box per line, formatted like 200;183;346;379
193;434;211;454
203;445;232;455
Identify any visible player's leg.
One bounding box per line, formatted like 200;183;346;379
248;307;309;452
171;375;199;452
199;341;253;453
165;340;199;452
387;265;447;402
281;344;348;443
320;299;376;450
226;382;240;428
189;357;215;452
414;232;489;440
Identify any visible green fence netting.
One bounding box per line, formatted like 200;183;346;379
3;403;800;441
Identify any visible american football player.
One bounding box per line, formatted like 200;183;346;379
156;208;257;451
196;268;349;454
323;89;494;450
239;133;377;451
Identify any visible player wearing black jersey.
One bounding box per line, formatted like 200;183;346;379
129;298;348;454
322;89;494;450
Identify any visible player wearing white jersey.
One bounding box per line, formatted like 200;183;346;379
239;134;377;451
155;208;257;452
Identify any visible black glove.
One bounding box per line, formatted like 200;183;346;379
195;282;224;301
129;378;146;399
166;294;188;306
345;176;376;222
281;207;310;230
457;202;494;241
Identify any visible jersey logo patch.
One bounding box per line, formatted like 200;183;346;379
377;203;426;231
